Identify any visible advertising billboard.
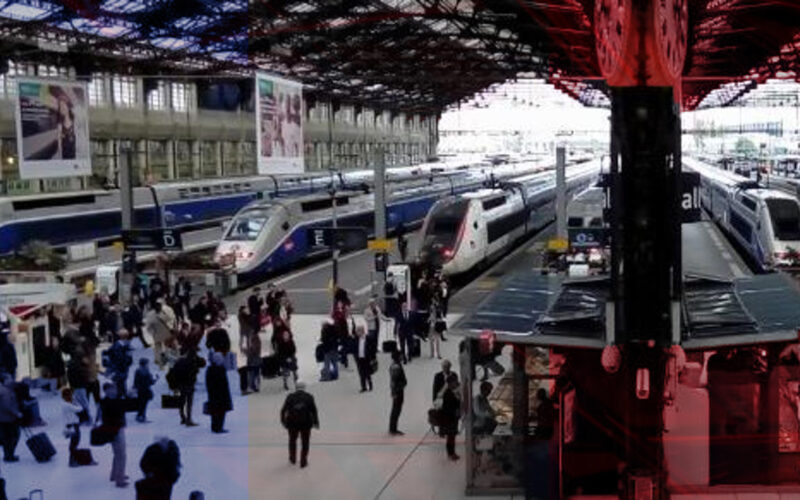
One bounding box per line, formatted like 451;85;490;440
256;72;304;174
15;78;91;179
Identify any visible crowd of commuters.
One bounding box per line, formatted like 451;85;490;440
0;256;523;496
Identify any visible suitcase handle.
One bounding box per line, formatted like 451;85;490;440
29;488;44;500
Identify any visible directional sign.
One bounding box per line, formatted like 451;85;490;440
568;227;608;248
599;171;702;223
368;238;393;251
547;238;569;252
122;228;183;251
307;227;368;252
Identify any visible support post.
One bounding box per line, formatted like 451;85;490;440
610;86;679;499
330;168;338;294
119;147;135;305
375;145;387;291
555;146;567;241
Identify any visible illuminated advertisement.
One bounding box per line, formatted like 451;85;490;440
256;72;304;174
15;77;91;179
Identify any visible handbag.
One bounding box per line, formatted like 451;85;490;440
314;343;325;363
90;425;116;446
161;394;181;409
202;402;210;415
77;409;90;424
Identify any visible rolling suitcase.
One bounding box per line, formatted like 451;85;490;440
24;428;56;463
261;355;280;378
72;448;95;466
410;337;421;358
382;340;397;353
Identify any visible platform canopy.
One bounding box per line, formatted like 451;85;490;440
2;0;800;111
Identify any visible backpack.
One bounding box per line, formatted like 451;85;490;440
285;396;311;428
167;357;190;390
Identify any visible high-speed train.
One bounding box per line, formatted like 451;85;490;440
686;157;800;269
416;159;601;275
0;157;495;255
214;158;583;283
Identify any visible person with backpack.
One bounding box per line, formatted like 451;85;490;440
105;330;134;397
280;381;318;468
168;347;204;427
133;358;157;423
96;381;129;487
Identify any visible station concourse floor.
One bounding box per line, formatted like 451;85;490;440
6;313;515;500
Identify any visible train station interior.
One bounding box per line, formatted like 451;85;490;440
3;1;800;499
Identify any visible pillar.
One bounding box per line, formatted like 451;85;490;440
609;87;680;498
191;140;201;179
166;140;176;180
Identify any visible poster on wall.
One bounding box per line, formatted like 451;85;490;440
15;77;91;179
255;72;304;175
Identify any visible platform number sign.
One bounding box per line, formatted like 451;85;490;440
307;227;368;252
310;228;326;249
599;172;701;223
122;228;183;251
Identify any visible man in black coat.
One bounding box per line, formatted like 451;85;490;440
432;359;456;402
280;381;319;468
388;350;407;436
205;352;232;434
395;302;415;364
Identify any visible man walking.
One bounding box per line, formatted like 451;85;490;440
354;326;375;392
280;381;319;468
388;350;407;436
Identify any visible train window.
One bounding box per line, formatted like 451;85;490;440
473;221;478;230
482;196;506;210
301;196;349;212
12;194;96;210
567;217;583;227
729;211;752;243
589;217;603;227
224;208;272;241
741;196;757;212
282;221;290;231
766;199;800;241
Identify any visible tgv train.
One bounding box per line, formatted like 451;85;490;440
686;157;800;269
0;158;492;255
214;159;575;283
416;159;601;275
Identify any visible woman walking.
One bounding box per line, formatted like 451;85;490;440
274;327;298;391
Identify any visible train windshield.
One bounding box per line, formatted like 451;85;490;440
423;200;469;246
225;208;273;241
766;198;800;241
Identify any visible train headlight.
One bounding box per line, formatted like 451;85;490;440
442;248;454;260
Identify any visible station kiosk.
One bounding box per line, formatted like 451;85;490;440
0;283;76;381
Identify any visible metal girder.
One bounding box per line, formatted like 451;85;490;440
1;0;800;112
